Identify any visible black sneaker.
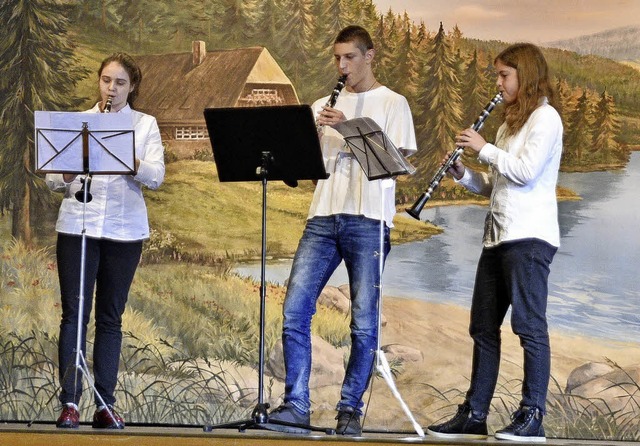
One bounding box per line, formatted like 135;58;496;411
263;403;311;434
426;403;488;439
495;406;545;442
335;407;362;436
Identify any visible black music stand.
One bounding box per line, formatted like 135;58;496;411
334;117;424;437
202;104;332;434
32;111;134;427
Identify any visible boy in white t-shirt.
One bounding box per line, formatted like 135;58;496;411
264;25;417;436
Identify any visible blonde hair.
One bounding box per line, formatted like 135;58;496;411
495;43;558;135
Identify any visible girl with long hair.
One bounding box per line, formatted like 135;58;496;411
426;43;563;443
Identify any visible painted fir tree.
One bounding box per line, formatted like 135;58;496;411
413;22;464;177
563;89;593;165
0;0;88;243
215;0;260;48
276;0;314;100
116;0;166;50
375;10;399;89
161;0;221;49
459;49;492;170
591;89;624;164
388;14;421;105
304;0;341;99
255;0;283;53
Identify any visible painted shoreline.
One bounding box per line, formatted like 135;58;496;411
303;295;640;429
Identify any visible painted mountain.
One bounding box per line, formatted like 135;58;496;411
547;25;640;62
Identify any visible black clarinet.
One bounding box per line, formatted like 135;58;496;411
75;97;112;203
103;96;112;113
316;74;347;132
406;92;503;220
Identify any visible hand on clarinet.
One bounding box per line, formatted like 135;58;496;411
443;153;466;180
316;105;346;128
455;128;486;153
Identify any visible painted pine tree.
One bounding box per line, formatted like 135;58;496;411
0;0;88;243
592;89;623;164
564;89;593;165
413;22;464;177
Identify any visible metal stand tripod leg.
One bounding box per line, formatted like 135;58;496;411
373;179;424;437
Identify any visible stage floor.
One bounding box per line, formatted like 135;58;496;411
1;423;638;446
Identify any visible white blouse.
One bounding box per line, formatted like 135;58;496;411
45;103;165;241
458;99;563;248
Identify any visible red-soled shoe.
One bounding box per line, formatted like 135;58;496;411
92;405;125;429
56;405;80;429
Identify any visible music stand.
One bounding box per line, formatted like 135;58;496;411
334;117;424;438
202;104;332;434
33;110;135;427
35;111;136;175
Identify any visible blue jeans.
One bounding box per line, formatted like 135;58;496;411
281;214;390;415
57;233;142;407
465;238;557;416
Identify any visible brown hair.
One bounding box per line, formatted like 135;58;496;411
334;25;374;55
495;43;558;135
98;52;143;108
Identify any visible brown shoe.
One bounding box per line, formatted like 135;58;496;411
92;406;125;429
56;405;80;428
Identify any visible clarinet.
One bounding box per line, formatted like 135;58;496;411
75;97;112;203
103;96;112;113
317;74;347;133
406;92;503;220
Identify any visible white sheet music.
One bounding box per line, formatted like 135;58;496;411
35;111;135;174
334;117;416;180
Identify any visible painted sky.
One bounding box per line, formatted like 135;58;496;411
373;0;640;44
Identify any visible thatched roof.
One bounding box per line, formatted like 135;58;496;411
134;45;298;126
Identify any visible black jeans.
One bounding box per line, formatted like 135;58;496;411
465;238;557;415
56;233;142;407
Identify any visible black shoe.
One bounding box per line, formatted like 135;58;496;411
335;407;362;436
426;403;488;439
495;406;545;442
263;403;311;434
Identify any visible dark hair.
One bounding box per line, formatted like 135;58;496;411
98;52;143;108
334;25;374;54
495;43;558;134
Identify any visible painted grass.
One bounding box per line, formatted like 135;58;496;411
0;240;349;425
144;159;441;261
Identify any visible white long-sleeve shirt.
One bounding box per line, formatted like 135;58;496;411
458;98;563;248
45;103;165;241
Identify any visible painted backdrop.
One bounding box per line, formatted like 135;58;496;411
0;0;639;441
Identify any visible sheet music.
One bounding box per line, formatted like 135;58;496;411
334;117;416;180
35;111;135;174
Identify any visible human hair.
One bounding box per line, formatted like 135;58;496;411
334;25;374;55
98;52;143;108
495;43;558;135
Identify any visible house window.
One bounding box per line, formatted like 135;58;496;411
239;88;284;106
175;126;209;140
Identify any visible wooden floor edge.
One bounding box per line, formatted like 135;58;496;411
1;424;638;446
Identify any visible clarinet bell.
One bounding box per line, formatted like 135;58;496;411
75;176;93;203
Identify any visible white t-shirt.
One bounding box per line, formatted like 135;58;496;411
309;86;417;227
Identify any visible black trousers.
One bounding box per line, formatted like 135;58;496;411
56;233;142;407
